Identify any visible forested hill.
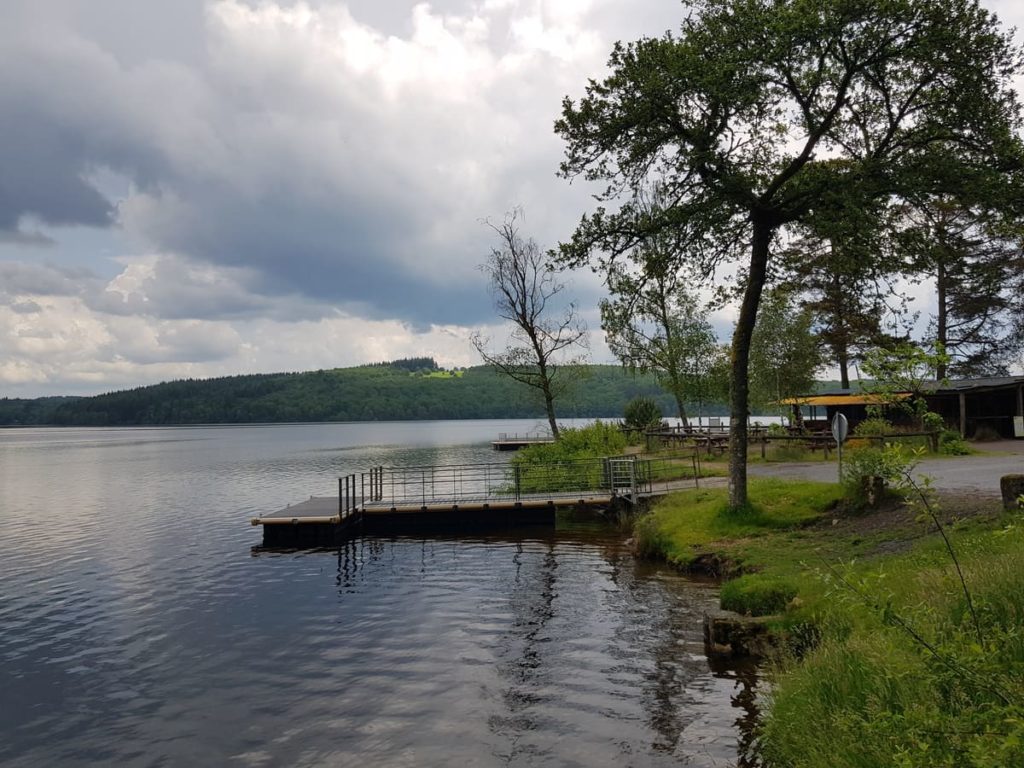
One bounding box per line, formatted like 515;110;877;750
0;363;729;426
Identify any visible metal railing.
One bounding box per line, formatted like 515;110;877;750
353;451;701;510
495;432;554;442
339;473;360;517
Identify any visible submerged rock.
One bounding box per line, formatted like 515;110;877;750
703;609;777;659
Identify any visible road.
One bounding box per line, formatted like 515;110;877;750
748;440;1024;495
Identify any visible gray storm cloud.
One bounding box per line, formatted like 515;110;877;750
0;0;652;328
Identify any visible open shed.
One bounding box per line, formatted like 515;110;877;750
784;376;1024;439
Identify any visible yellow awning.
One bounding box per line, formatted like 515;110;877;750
779;393;911;406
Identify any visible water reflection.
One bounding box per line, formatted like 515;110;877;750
297;531;762;767
2;424;760;767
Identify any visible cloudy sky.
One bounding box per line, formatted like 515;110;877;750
2;0;1022;397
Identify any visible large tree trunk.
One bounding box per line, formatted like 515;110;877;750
729;219;772;509
837;346;850;389
673;392;690;428
540;378;560;438
936;260;948;381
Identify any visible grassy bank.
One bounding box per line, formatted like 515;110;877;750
636;479;1024;767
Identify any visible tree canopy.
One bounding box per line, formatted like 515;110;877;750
556;0;1024;507
599;213;721;427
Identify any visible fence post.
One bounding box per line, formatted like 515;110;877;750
514;464;521;501
630;459;637;501
338;477;343;516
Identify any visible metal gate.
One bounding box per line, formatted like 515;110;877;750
607;458;637;499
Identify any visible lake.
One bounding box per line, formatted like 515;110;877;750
0;421;758;766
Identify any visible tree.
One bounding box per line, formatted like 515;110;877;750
471;210;589;438
781;199;902;389
894;196;1024;379
623;396;663;432
554;0;1023;508
600;242;719;427
786;239;894;389
748;288;824;419
861;341;949;430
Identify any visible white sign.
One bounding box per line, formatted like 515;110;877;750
831;412;849;444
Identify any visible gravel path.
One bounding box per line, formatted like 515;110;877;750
747;440;1024;495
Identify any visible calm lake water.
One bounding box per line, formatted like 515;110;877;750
1;420;757;767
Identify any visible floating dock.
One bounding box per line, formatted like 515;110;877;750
252;494;617;547
251;454;701;547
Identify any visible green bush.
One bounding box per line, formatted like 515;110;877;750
840;443;918;505
852;417;893;437
721;574;799;616
511;423;628;494
922;410;946;433
623;396;663;431
514;421;627;464
939;429;972;455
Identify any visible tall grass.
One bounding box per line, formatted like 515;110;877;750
760;523;1024;767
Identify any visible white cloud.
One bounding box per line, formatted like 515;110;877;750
0;0;1021;394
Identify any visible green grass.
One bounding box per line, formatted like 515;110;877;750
637;475;1024;766
634;478;843;568
760;522;1024;767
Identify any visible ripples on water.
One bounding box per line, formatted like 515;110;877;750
0;423;757;767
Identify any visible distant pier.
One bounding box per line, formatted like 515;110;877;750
490;432;555;451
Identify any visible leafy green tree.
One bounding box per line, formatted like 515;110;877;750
623;396;663;432
554;0;1024;507
471;209;589;438
861;341;949;430
748;289;824;419
600;235;719;427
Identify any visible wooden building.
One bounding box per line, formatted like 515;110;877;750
785;376;1024;439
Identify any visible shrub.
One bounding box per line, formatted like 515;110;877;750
623;396;663;431
922;410;946;433
514;420;627;464
940;429;972;455
852;417;893;437
840;443;918;506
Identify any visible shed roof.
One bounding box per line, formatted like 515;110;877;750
785;375;1024;406
779;393;909;406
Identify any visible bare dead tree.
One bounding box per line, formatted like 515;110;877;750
471;209;588;439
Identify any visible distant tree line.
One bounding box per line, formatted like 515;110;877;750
0;364;732;427
365;357;440;373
